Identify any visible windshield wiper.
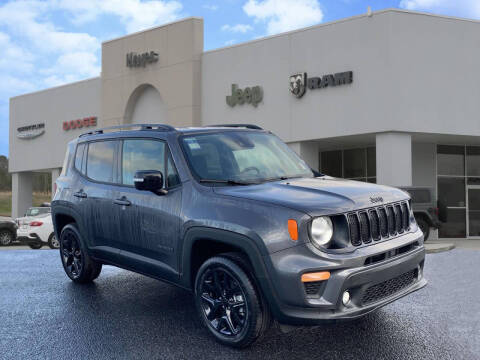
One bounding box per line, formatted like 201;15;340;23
199;179;257;186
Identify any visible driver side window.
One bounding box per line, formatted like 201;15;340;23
122;139;165;186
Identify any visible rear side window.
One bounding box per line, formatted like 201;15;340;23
86;141;116;183
74;143;86;174
408;189;431;203
122;139;165;186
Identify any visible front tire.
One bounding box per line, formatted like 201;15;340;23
0;230;13;246
194;255;270;348
59;224;102;283
48;233;60;249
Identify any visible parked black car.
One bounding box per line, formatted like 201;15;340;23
399;186;446;241
52;124;427;348
0;218;17;246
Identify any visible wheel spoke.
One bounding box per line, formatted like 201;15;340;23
224;311;237;335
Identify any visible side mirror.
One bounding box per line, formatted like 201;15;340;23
133;170;165;194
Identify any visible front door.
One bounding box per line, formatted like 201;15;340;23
467;186;480;237
113;138;182;282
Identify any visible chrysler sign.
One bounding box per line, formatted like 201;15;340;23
289;71;353;98
17;123;45;139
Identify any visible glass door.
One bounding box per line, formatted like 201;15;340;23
467;186;480;237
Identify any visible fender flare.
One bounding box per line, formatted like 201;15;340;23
51;204;88;245
179;226;283;317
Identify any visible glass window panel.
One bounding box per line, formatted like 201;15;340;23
367;147;376;177
468;189;480;236
167;154;180;187
438;177;465;207
466;146;480;176
407;189;431;204
321;151;342;177
467;177;480;185
439;209;466;238
122;140;165;186
344;148;366;178
367;177;376;183
74;143;85;173
86;141;116;183
437;145;464;176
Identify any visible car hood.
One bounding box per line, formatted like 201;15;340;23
214;176;409;216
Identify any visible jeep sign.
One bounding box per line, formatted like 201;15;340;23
289;71;353;98
226;84;263;107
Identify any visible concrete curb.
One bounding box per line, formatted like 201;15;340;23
425;242;456;254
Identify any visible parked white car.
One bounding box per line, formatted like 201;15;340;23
16;213;59;249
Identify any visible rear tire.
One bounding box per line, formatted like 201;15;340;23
48;233;60;249
417;218;430;241
59;224;102;283
0;230;13;246
194;255;270;348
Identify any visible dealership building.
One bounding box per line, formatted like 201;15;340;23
8;9;480;239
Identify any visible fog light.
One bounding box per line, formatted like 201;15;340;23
342;290;351;306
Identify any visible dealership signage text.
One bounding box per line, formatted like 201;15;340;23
126;51;159;68
289;71;353;98
226;84;263;107
63;116;97;131
17;123;45;139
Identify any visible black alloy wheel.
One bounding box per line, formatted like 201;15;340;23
59;224;102;283
61;231;83;279
195;255;270;348
200;267;248;336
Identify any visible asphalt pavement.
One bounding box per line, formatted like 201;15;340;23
0;249;479;360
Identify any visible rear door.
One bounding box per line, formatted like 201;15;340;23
81;139;121;257
113;138;182;281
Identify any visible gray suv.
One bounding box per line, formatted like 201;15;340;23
52;124;426;347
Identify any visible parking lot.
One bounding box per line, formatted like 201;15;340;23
0;248;478;360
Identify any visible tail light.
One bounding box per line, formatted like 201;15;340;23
29;221;43;227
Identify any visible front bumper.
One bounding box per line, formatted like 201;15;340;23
265;230;426;325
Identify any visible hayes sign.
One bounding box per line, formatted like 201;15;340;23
126;51;159;68
289;71;353;98
63;116;97;131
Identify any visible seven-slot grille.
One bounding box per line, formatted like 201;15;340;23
347;202;410;246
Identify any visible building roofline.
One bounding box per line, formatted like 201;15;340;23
203;8;480;55
102;16;203;45
9;76;101;101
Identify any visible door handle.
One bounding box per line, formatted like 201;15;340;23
73;190;87;198
114;197;131;206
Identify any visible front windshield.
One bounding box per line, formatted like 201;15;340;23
181;131;313;183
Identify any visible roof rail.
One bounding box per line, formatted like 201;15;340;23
211;124;263;130
79;123;176;137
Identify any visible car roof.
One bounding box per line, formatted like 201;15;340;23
76;124;266;141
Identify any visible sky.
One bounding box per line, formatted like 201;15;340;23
1;0;479;157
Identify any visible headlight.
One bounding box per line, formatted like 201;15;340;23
310;216;333;248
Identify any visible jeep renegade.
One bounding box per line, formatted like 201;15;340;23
52;124;426;348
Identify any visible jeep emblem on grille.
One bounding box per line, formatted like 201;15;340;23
370;196;384;204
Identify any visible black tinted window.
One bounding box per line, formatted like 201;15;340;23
74;143;86;174
86;141;116;183
122;139;165;186
408;189;431;203
321;151;342;177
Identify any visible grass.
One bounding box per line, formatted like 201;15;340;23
0;192;51;217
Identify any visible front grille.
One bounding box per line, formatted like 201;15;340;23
347;202;411;246
362;268;418;305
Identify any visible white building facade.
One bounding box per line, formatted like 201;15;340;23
9;10;480;239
